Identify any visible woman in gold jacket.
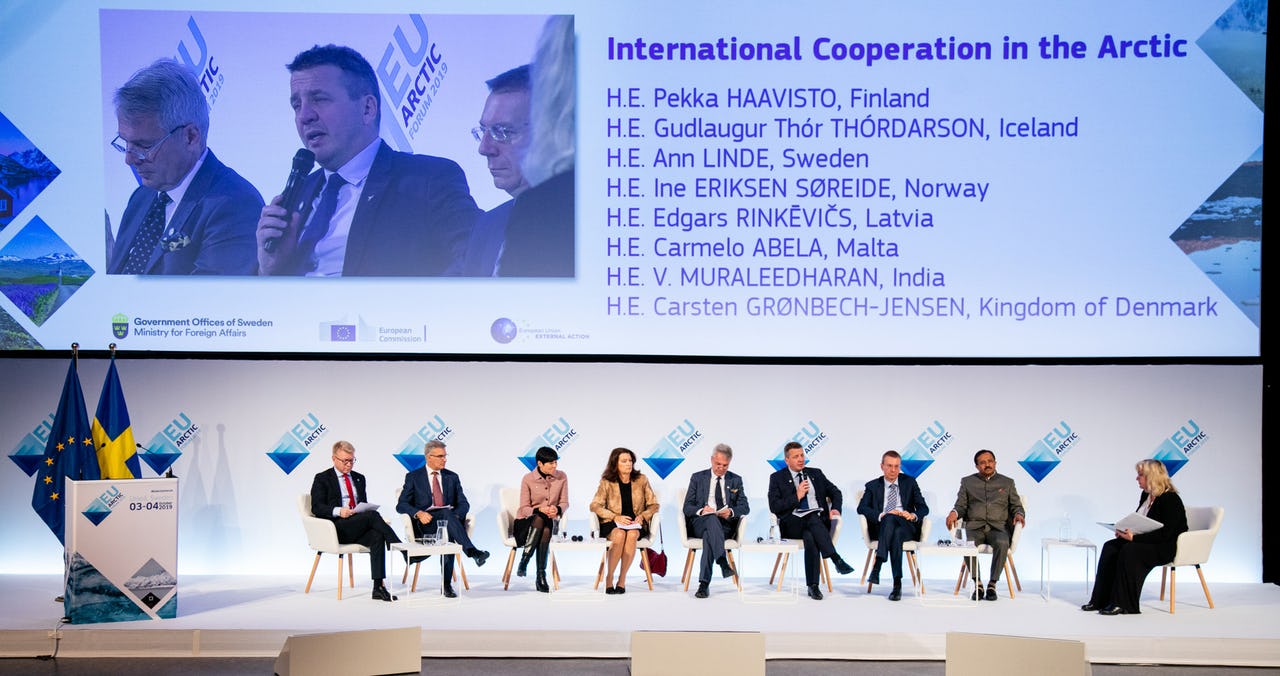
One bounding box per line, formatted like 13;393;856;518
590;447;659;594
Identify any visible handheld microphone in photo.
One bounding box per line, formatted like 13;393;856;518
263;148;316;253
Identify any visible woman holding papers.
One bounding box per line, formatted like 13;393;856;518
1083;459;1188;615
590;447;659;594
513;446;569;593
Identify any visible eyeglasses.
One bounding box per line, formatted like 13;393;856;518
428;453;447;460
334;456;355;465
111;124;187;162
470;124;524;144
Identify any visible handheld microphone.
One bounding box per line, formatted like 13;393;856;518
263;148;316;253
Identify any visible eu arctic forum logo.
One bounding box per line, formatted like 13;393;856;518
899;420;953;477
266;413;329;474
518;417;579;470
643;419;704;479
81;485;124;526
1018;421;1080;482
1152;419;1207;476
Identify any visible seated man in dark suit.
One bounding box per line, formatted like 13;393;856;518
257;44;479;276
395;439;489;597
856;450;929;601
682;443;750;599
767;441;856;600
309;440;400;602
108;59;262;274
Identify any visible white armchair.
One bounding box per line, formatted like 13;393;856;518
674;487;747;591
497;487;521;590
297;493;369;600
855;488;931;592
767;509;843;592
955;493;1026;598
1159;506;1224;613
393;487;474;592
589;511;656;590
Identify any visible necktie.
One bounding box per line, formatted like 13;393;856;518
714;476;725;510
122;191;171;274
886;482;900;515
342;473;356;509
297;173;346;272
796;472;816;511
431;471;444;508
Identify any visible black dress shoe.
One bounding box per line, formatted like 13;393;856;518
868;559;883;585
1099;605;1127;615
371;586;397;602
831;556;855;576
1081;603;1102;612
807;584;824;600
470;549;490;567
605;585;619;595
615;585;626;595
984;585;998;601
717;556;736;579
442;585;458;598
535;573;550;593
888;587;902;602
695;583;710;599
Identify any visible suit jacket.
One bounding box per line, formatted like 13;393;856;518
952;472;1024;531
683;469;750;532
397;466;469;520
310;468;367;520
856;474;929;540
498;169;575;277
589;474;659;525
279;141;479;276
767;466;842;528
109;150;262;275
451;199;512;276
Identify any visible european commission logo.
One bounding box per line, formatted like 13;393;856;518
767;421;829;471
112;313;129;339
518;417;578;470
82;485;124;526
265;413;328;474
1152;419;1208;476
7;413;54;476
393;415;453;471
643;419;703;480
899;420;953;477
139;412;196;475
1018;420;1081;483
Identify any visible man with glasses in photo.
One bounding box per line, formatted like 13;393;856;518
107;59;262;274
454;64;532;276
396;439;490;598
310;440;402;602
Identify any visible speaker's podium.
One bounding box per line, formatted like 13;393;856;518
64;478;179;623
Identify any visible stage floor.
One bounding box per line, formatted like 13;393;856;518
2;572;1277;666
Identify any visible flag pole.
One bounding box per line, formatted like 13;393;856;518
108;342;117;358
71;342;78;368
60;343;79;610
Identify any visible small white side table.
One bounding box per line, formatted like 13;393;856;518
738;539;801;602
1040;537;1097;602
548;538;612;592
390;540;466;596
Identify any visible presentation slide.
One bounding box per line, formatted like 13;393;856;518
0;1;1265;357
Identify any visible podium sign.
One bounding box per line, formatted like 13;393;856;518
65;478;178;623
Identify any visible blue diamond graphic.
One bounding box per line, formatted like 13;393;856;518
394;452;427;472
1159;458;1189;476
9;452;45;476
643;456;683;479
266;452;308;474
1018;459;1060;483
139;451;180;475
516;453;539;471
901;457;934;477
82;508;110;526
766;457;788;472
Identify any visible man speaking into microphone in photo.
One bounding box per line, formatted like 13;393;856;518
256;44;479;277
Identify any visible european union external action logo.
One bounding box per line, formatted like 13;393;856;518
766;421;828;471
518;417;577;470
393;415;452;471
643;419;703;479
112;313;129;339
265;413;328;474
1152;419;1208;476
899;420;953;477
1018;420;1080;483
491;318;517;344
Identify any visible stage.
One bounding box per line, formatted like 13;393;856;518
1;570;1277;667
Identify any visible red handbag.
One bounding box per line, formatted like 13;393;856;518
640;522;668;577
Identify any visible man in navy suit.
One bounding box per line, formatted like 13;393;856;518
682;443;750;598
256;44;479;276
767;441;856;600
395;439;489;597
309;440;400;601
856;450;929;601
108;59;262;275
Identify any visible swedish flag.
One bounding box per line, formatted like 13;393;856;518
91;357;142;479
32;359;100;544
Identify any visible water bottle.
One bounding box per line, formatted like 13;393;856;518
768;521;779;542
1059;513;1072;542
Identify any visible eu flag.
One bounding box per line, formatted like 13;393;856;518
32;359;100;544
91;357;142;479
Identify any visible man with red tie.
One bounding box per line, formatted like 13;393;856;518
396;440;490;597
309;440;401;601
